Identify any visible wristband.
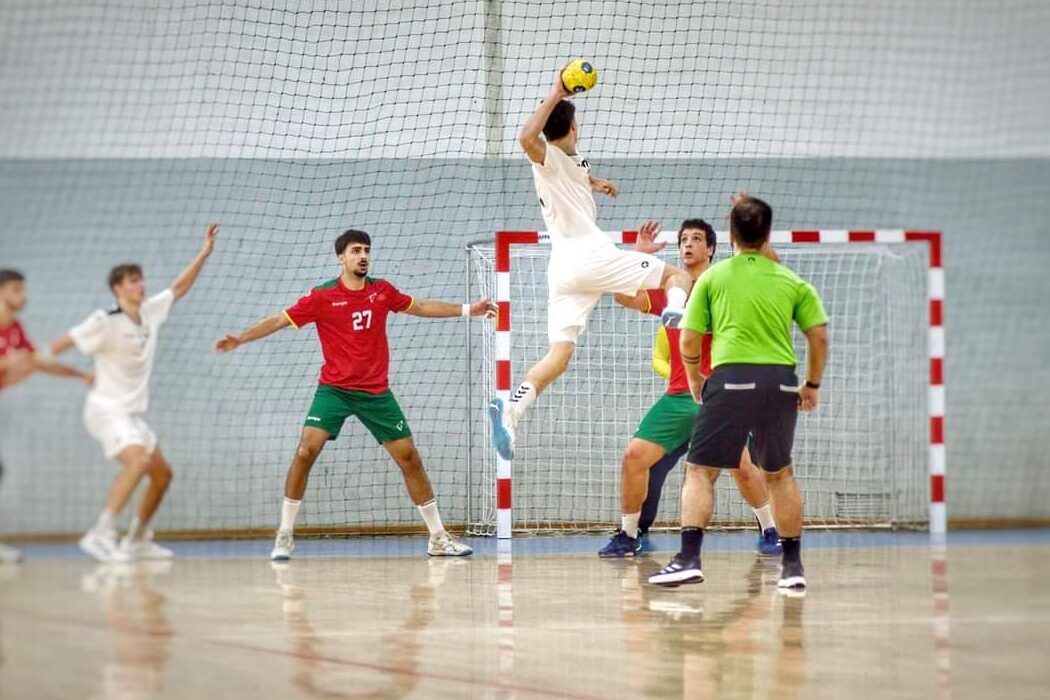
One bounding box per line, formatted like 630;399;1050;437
461;303;471;317
35;347;56;365
805;380;820;389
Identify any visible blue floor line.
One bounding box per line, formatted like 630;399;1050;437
10;528;1050;562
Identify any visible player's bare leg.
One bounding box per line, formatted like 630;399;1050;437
600;438;665;557
490;340;574;460
764;465;806;589
650;463;716;585
79;445;152;563
271;427;329;561
731;449;781;555
119;447;174;560
384;437;472;557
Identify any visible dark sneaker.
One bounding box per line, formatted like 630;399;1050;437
598;531;641;558
757;527;783;556
778;559;806;590
648;554;704;587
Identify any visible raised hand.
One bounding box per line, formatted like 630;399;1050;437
635;220;666;254
202;222;218;256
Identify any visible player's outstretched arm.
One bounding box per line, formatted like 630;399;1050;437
27;334;90;385
519;66;572;164
588;173;619;198
215;312;291;354
170;223;218;301
403;298;498;319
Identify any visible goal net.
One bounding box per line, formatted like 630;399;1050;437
467;231;936;536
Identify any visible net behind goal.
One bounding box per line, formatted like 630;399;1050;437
467;230;941;537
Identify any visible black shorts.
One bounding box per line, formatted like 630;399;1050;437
687;364;799;473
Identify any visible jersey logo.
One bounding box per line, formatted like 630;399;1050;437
368;292;379;304
331;301;348;307
539;197;546;208
396;420;404;431
578;159;589;169
641;261;650;268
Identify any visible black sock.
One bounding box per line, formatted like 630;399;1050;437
680;527;704;560
781;536;802;563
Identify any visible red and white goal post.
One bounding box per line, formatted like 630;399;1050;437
468;229;944;540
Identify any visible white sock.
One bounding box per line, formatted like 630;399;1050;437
622;512;641;539
279;497;301;533
94;509;116;534
666;286;687;309
417;500;445;536
754;502;775;532
508;381;537;421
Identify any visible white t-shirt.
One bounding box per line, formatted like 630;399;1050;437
531;144;608;251
69;289;175;414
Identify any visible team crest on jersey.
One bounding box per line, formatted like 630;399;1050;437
368;292;379;304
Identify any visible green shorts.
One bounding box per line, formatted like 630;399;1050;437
304;384;412;444
634;392;697;453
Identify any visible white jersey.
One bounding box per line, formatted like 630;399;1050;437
531;144;608;251
69;289;175;414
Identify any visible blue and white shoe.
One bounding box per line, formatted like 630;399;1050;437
660;306;684;329
778;559;806;590
757;527;782;556
598;531;641;558
638;531;653;553
649;554;704;587
487;398;516;461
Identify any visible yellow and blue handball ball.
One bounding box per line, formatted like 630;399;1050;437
561;58;598;94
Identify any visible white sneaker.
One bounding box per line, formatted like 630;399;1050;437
427;531;473;557
119;531;174;560
271;530;294;561
79;529;131;563
0;541;23;563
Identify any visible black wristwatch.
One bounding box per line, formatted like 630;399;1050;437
805;380;821;389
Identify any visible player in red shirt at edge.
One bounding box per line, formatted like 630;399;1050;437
597;220;782;557
0;269;93;562
215;230;496;560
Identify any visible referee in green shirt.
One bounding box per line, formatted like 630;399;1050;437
649;195;829;591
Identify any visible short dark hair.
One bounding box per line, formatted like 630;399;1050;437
335;229;371;256
0;269;25;287
730;196;773;247
678;219;717;261
542;100;576;141
108;264;143;291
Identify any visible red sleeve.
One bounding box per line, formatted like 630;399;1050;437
383;280;414;313
284;289;319;329
14;322;34;352
644;289;667;317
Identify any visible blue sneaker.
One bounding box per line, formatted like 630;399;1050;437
599;531;641;558
638;531;653;553
487;398;516;461
757;527;782;556
660;306;684;328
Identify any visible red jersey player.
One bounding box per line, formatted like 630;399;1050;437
216;229;496;560
597;220;781;558
0;268;93;562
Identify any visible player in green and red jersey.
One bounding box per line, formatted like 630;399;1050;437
216;229;496;560
598;220;781;557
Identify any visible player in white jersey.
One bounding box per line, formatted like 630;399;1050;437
41;224;218;562
488;66;692;460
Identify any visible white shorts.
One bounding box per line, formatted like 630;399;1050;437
84;400;157;460
547;243;666;343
